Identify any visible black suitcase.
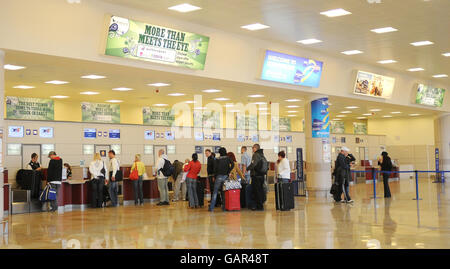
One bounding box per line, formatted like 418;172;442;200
240;182;247;208
16;169;41;199
275;182;295;211
196;179;205;207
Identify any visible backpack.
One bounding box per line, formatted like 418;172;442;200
257;155;269;175
160;159;175;177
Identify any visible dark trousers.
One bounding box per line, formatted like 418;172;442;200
251;175;265;210
49;183;60;211
133;176;144;204
208;175;221;206
382;173;392;198
91;178;105;208
336;170;351;201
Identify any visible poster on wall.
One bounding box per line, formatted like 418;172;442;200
143;107;175;126
311;98;330;138
261;50;323;88
105;15;210;70
415;84;446;107
353;71;395;99
6;96;54;120
330;121;345;134
271;117;291;131
353;122;368;135
81;102;120;123
193;110;221;129
236;114;258;130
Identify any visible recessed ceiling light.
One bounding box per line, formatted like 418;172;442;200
345;106;359;109
81;75;106;79
258;107;268;111
241;23;270;31
383;115;393;118
409;113;421;116
286;105;300;108
340;111;352;114
167;93;185;96
260;112;271;116
287;111;299;113
106;100;123;103
148;83;170;87
4;64;26;70
328;103;333;106
285;99;301;102
369;109;382;112
168;3;201;13
253;102;267;105
442;52;450;57
229;109;241;113
153;104;168;107
341;50;363;55
410;41;434;47
297;39;322;45
433;74;448;78
45;80;69;85
13;85;35;89
213;97;230;101
185;101;196;104
336;115;346;118
50;95;69;99
377;60;397;64
287;115;297;117
391;111;402;114
320;8;352;17
356;117;367;119
194;107;207;110
248;94;264;98
362;113;372;116
202;89;222;93
80;91;100;95
112;87;133;91
332;118;342;121
224;104;235;107
370;27;398;34
408;67;425;72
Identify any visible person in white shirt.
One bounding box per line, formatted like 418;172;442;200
277;151;291;183
107;150;120;207
156;149;170;206
89;153;108;208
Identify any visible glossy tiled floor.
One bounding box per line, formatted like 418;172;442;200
1;178;449;249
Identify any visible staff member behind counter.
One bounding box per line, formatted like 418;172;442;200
26;153;42;171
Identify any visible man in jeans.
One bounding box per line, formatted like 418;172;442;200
209;147;234;212
47;151;63;212
240;146;252;183
107;150;120;207
246;144;267;211
205;149;219;206
156;149;170;206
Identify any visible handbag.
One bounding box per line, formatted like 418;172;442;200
129;162;139;180
181;172;188;183
224;179;242;191
39;184;57;201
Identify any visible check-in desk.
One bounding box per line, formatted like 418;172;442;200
57;179;91;212
121;165;161;205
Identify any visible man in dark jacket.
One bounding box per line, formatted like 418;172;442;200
209;147;234;212
205;149;220;206
47;151;63;212
335;147;354;203
246;144;267;211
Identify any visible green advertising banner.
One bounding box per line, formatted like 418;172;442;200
415;84;446;107
81;102;120;123
236;114;258;130
105;16;210;70
353;122;367;135
6;96;54;120
193;110;221;129
143;107;175;126
331;121;345;134
272;117;291;132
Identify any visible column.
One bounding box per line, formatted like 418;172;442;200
0;49;4;220
434;114;450;179
304;96;332;197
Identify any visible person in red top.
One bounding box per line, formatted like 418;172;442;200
184;153;202;209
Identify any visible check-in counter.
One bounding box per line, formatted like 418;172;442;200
121;165;161;205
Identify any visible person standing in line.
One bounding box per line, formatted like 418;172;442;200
131;154;146;205
378;151;392;198
172;160;187;202
335;147;354;203
246;144;268;211
227;152;245;181
205;149;217;205
107;150;120;207
156;149;170;206
184;153;202;208
46;151;63;212
276;151;291;183
209;147;234;212
240;146;252;184
26;153;42;171
89;153;107;208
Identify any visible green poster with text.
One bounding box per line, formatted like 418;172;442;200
6;96;54;120
143;107;175;126
82;102;120;123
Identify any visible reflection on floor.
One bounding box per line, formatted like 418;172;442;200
0;178;449;249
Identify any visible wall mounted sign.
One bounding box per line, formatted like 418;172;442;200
237;134;245;142
6;96;54;120
33;129;38;136
252;134;259;142
194;132;204;141
105;15;210;70
8;126;24;138
143;107;175;126
39;127;54;138
415;84;445;107
26;129;31;136
98;131;102;137
236;115;258;130
311;97;330;138
286;135;293;143
145;130;155;140
195;146;203;154
353;71;395;99
272;117;291;131
193;110;221;129
213;133;221;141
353;122;368;135
84;128;97;139
82;102;120;123
165;131;175;140
331;121;345;134
109;129;121;139
261;50;323;88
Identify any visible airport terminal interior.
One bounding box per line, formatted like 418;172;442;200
0;0;449;249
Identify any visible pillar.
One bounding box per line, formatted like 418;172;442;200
304;96;332;197
434;114;450;179
0;49;4;220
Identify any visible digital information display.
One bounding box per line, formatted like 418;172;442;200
39;127;54;138
145;130;155;140
8;126;24;138
109;129;121;139
84;128;97;139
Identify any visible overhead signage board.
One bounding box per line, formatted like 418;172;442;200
6;96;54;120
415;84;445;107
353;70;395;99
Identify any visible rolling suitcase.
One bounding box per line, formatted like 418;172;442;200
275;182;295;211
240;182;247;208
196;179;205;207
245;184;256;209
225;189;241;211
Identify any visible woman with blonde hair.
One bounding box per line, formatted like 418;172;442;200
131;154;146;205
89;153;107;208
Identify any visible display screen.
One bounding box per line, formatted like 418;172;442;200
109;129;121;139
165;131;175;140
213;133;221;141
261;50;323;87
8;126;24;138
145;130;155;140
194;132;204;141
84;128;97;139
415;84;446;107
353;70;395;99
39;127;54;138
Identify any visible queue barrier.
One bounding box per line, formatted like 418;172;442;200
350;169;448;201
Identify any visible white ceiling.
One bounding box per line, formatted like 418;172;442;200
102;0;450;81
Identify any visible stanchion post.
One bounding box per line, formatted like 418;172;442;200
371;167;379;199
413;170;422;200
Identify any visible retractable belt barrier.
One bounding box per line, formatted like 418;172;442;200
349;169;448;201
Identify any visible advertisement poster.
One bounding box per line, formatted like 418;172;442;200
353;71;395;99
143;107;175;126
311;98;330;138
39;127;54;138
261;50;323;88
105;16;210;70
82;102;120;123
6;96;54;120
193;111;221;129
415;84;446;107
331;121;345;134
353;122;368;135
271;117;291;131
236;114;258;130
144;130;155;140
